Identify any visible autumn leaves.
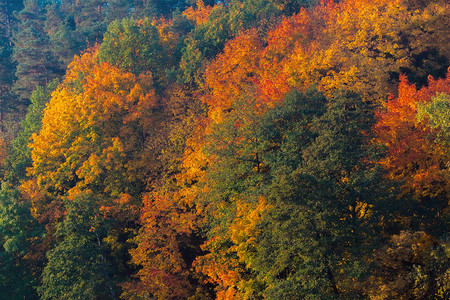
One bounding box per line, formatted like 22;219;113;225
3;0;448;298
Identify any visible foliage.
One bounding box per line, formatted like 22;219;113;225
25;48;158;217
201;0;449;110
7;79;58;184
0;1;447;299
195;90;397;298
38;193;118;299
99;17;163;76
12;0;61;102
417;92;450;146
125;191;201;299
0;182;42;299
179;0;285;85
367;231;450;299
375;73;450;233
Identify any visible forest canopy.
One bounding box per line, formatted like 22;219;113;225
0;0;448;299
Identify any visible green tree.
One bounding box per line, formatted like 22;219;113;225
198;90;399;298
132;0;190;17
0;182;42;299
12;0;61;102
71;0;107;46
417;92;450;146
253;92;397;298
98;17;163;76
0;0;23;117
38;193;119;300
268;0;319;14
6;79;58;184
44;2;78;68
104;0;134;24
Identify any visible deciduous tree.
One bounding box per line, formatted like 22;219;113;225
375;72;450;234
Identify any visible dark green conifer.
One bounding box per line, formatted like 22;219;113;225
12;0;60;102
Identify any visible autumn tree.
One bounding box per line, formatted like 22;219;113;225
124;190;207;299
21;49;162;296
366;230;450;299
25;48;158;213
203;0;449;108
179;0;285;85
375;72;450;234
0;0;446;297
124;84;211;299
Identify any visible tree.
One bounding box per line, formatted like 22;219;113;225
12;0;61;102
203;29;264;118
203;0;449;107
268;0;320;14
0;182;42;299
132;0;190;17
22;47;164;297
38;193;119;299
7;79;58;184
366;230;450;299
179;0;285;85
0;0;23;118
44;2;78;68
0;0;23;42
417;92;450;147
182;0;214;26
124;191;204;299
71;0;107;46
98;17;164;84
104;0;135;24
25;48;158;212
194;89;397;298
124;83;211;299
375;72;450;234
287;0;449;99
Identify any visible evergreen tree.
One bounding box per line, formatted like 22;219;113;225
44;2;78;67
104;0;134;24
12;0;61;102
132;0;190;17
71;0;107;46
0;0;23;119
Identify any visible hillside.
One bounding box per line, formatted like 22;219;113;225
0;0;448;299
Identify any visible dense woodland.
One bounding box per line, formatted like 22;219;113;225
0;0;448;299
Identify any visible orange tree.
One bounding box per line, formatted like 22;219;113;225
375;72;450;234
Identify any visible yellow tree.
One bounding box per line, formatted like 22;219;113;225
22;47;158;226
